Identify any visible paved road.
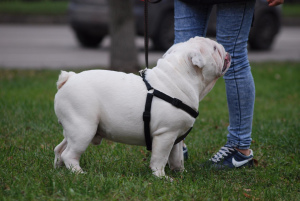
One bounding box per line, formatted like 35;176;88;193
0;25;299;70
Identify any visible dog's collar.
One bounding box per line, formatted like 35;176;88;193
140;69;198;151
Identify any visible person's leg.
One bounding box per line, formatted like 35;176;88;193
174;0;213;43
216;0;256;151
208;1;256;168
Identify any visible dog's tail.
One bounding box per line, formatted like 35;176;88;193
56;71;76;90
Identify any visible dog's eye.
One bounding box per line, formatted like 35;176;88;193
214;46;217;51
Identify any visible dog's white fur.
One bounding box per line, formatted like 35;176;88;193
53;37;231;179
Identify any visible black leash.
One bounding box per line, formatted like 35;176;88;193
143;0;162;69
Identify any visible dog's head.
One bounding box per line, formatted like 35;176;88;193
163;37;231;100
187;37;231;78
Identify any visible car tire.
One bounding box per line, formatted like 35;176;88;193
73;28;104;48
249;12;280;51
152;11;174;51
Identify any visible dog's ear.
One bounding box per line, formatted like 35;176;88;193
189;50;206;68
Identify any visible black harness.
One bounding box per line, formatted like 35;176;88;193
140;70;199;151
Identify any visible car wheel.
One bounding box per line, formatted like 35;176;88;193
249;12;280;51
73;29;104;48
152;11;174;51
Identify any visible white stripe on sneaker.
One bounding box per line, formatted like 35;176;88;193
232;157;252;167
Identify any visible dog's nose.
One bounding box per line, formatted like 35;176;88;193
226;52;231;62
222;53;231;73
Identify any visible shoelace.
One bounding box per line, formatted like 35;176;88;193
209;146;235;163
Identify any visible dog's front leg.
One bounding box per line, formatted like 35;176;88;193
168;141;184;172
150;133;176;180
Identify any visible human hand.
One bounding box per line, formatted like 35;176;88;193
267;0;284;7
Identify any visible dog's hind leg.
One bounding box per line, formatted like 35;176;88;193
54;138;67;168
168;141;184;172
60;120;98;173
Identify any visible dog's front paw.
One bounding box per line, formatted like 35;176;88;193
152;170;173;182
163;176;174;182
153;173;174;182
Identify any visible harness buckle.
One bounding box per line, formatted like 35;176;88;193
172;98;182;108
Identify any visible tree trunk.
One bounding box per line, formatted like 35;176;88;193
108;0;139;73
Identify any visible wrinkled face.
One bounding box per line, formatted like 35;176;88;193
164;37;231;82
163;37;231;100
187;37;231;81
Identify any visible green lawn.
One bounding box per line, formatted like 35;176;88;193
0;1;68;15
282;3;300;17
0;63;299;200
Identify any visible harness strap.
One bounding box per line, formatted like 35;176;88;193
140;71;199;118
174;127;193;144
143;93;154;151
153;90;199;118
141;70;199;151
141;71;153;91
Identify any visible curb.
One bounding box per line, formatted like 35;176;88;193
282;17;300;27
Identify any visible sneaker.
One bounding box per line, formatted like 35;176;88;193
204;146;254;169
183;143;188;160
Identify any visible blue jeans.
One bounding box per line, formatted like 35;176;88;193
174;0;256;149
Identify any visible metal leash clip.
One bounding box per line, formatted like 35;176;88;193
139;68;148;77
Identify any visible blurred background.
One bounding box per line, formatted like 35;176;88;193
0;0;299;71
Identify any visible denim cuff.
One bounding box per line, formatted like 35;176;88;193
226;142;250;150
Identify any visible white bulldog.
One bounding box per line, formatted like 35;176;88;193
53;37;231;179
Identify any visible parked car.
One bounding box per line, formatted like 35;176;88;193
68;0;281;51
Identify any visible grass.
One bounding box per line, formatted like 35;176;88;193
282;3;300;17
0;62;299;200
0;0;68;15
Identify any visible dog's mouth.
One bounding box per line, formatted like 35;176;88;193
222;53;231;73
